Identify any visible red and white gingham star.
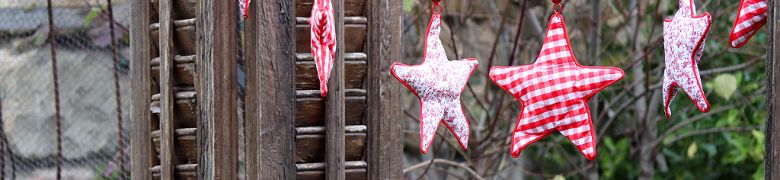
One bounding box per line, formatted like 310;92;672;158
488;13;624;160
309;0;337;97
729;0;767;48
390;10;478;154
662;0;712;118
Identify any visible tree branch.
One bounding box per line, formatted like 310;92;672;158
403;159;486;180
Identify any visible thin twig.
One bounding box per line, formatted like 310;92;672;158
403;159;486;180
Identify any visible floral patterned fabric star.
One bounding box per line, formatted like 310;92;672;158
662;0;712;118
390;9;478;154
488;13;624;160
729;0;767;48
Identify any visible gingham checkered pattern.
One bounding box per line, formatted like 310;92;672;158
729;0;767;48
662;0;712;118
488;13;624;160
309;0;337;97
240;0;251;19
390;11;478;154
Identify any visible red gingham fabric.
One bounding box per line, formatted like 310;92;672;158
729;0;767;48
390;8;478;154
488;13;624;160
309;0;337;97
662;0;712;118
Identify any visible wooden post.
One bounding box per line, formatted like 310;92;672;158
196;0;239;179
766;0;779;179
365;0;403;179
157;0;176;179
130;0;154;179
326;0;346;179
245;0;297;179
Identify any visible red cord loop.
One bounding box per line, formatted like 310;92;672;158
553;3;562;13
552;0;561;3
432;3;442;14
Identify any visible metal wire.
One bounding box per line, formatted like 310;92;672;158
44;0;63;179
106;0;126;179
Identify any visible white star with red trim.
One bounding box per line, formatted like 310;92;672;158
729;0;767;48
390;11;478;154
488;13;624;160
662;0;712;118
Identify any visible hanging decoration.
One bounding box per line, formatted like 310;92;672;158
488;0;624;160
390;0;478;154
240;0;251;19
662;0;712;118
729;0;767;48
310;0;337;97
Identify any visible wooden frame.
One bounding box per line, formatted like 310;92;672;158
767;0;779;179
244;0;298;179
365;0;403;178
196;0;239;179
130;0;153;179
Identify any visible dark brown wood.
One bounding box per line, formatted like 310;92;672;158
151;92;198;129
296;0;365;17
365;0;403;179
157;0;176;179
326;0;346;178
131;0;154;179
195;0;239;179
295;61;366;90
151;164;198;180
296;24;366;53
767;0;779;179
245;0;297;179
295;132;367;163
296;169;367;180
152;128;198;164
296;96;366;127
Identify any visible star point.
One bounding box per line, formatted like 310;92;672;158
489;13;624;160
730;0;767;48
390;12;477;154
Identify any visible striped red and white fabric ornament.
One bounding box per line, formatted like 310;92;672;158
390;2;478;154
488;4;624;160
729;0;767;48
309;0;337;97
662;0;712;118
240;0;251;19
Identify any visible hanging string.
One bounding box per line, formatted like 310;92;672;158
105;0;126;178
45;0;63;179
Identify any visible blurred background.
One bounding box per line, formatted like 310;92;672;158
0;0;130;179
399;0;767;179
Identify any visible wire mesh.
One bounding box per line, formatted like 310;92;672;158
0;0;131;179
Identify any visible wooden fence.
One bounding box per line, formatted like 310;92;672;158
130;0;402;179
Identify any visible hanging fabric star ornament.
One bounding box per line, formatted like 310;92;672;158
729;0;767;48
488;2;624;160
309;0;337;97
240;0;251;19
662;0;712;118
390;1;478;154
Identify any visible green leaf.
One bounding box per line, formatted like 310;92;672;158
403;0;415;12
687;142;698;159
83;7;102;27
713;73;739;100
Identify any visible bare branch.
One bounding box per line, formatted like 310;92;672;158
663;126;761;145
403;159;486;180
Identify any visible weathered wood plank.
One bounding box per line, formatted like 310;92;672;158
150;164;198;180
326;0;346;178
296;24;366;53
151;55;197;86
151;91;197;129
245;0;297;179
296;0;365;17
296;133;366;163
152;128;198;164
296;169;367;180
296;61;366;90
195;0;239;179
767;0;779;179
295;95;366;127
131;0;154;178
151;25;197;56
365;0;403;179
157;0;176;179
296;16;367;24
